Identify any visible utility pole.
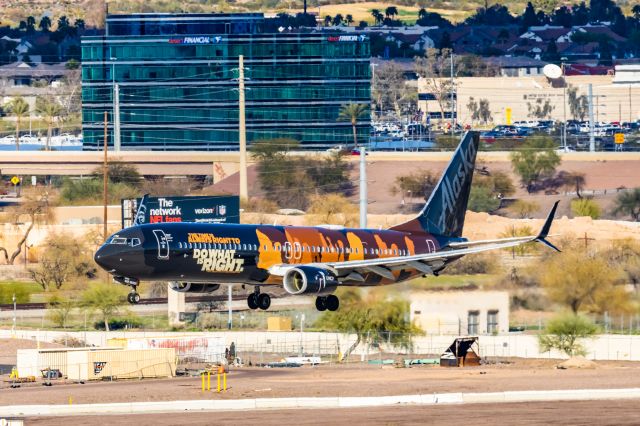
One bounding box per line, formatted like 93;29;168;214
588;83;595;153
359;147;367;228
238;55;248;201
103;110;109;241
114;83;121;152
227;285;233;330
630;85;633;123
450;52;455;129
562;63;566;149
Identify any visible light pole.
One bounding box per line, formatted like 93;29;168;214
298;313;305;357
12;293;16;336
561;59;567;149
110;56;120;152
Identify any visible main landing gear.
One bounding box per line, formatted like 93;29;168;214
315;295;339;312
247;287;271;310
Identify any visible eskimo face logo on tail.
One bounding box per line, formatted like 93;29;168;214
437;138;477;232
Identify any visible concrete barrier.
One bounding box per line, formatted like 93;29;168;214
8;387;640;417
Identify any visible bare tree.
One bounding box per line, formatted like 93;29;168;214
415;48;454;121
467;97;492;124
567;85;588;121
527;98;555;120
0;188;55;265
373;62;414;120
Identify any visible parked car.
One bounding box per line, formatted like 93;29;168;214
18;134;39;144
0;135;16;145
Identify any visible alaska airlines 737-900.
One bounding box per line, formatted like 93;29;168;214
94;132;560;311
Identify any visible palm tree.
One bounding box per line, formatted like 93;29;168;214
333;14;344;26
371;9;384;25
612;188;640;221
4;97;30;151
338;103;369;149
324;15;332;26
39;16;52;32
36;96;62;151
345;14;354;26
26;16;36;33
74;18;86;32
385;6;398;19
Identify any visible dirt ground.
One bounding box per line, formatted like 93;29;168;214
2;359;640;406
25;400;640;426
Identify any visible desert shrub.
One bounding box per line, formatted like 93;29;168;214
509;199;540;218
571;198;601;219
468;185;500;212
94;314;144;330
241;197;279;214
499;225;538;255
305;194;358;227
538;313;598;357
443;253;498;275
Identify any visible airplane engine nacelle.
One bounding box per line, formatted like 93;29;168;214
283;266;338;295
170;282;221;293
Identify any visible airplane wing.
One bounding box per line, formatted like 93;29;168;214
269;201;560;281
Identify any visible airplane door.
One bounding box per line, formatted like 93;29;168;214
152;229;170;260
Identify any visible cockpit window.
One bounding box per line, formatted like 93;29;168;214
109;236;140;246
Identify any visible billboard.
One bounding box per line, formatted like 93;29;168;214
121;195;239;228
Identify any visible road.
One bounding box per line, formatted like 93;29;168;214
22;400;640;425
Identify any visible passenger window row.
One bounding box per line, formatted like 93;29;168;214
176;241;409;257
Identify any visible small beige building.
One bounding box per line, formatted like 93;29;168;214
410;291;510;335
418;74;640;125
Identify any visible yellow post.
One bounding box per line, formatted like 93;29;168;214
207;372;211;391
217;372;221;392
223;372;227;391
69;396;73;405
201;372;205;392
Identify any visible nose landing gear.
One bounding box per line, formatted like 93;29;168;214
247;287;271;310
113;276;141;305
127;290;141;304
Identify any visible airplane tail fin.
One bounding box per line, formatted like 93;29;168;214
132;194;149;226
389;132;479;237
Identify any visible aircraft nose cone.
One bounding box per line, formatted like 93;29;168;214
94;245;114;271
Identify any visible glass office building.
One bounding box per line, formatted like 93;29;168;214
81;13;371;150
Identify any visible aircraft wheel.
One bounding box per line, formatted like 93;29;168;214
247;293;259;310
127;292;139;305
315;296;327;311
325;295;339;312
258;293;271;310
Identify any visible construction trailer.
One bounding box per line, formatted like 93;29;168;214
66;348;176;381
16;347;121;378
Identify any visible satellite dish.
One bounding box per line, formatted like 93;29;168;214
543;64;563;79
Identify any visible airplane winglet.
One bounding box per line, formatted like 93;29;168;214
132;194;149;226
535;200;561;252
